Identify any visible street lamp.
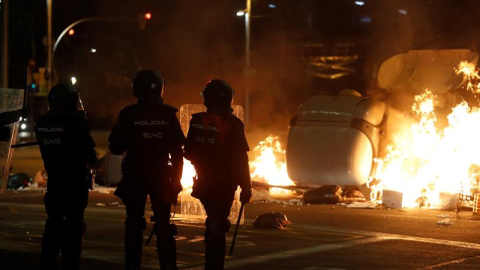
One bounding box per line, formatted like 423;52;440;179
49;17;142;87
46;0;52;91
237;0;252;128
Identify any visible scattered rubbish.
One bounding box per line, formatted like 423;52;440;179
252;212;290;229
437;218;454;226
7;173;31;190
303;185;343;204
96;203;105;207
382;190;403;209
108;202;120;206
303;185;366;204
436;215;451;219
342;186;367;203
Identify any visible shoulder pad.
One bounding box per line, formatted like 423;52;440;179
163;104;179;113
226;114;244;125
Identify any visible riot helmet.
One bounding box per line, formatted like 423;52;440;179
202;79;234;109
48;83;81;112
132;70;164;98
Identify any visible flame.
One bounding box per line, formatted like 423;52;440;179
374;61;480;208
180;136;295;195
180;159;196;191
249;135;295;194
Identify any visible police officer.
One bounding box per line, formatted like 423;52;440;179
184;79;252;270
36;83;98;270
109;70;184;270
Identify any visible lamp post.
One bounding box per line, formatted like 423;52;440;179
237;0;252;128
46;0;52;91
49;17;141;85
2;0;9;88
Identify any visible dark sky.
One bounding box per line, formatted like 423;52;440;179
4;0;480;129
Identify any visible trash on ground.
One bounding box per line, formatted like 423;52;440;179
252;212;290;229
303;185;366;204
437;218;454;225
7;173;31;190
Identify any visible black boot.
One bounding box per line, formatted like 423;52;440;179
125;231;143;270
157;235;178;270
204;234;226;270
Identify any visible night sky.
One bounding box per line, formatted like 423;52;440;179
4;0;480;129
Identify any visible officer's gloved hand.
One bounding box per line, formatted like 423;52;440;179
240;188;252;205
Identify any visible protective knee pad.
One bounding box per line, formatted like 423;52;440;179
205;218;231;237
155;223;177;237
125;217;147;232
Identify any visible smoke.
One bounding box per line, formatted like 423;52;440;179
71;0;480;131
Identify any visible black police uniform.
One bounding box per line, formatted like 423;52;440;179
36;111;97;270
109;97;184;270
184;108;252;270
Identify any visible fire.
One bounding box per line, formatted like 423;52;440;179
180;136;295;194
249;136;295;194
180;158;196;191
374;61;480;208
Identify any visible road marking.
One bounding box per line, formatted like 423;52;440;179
4;202;480;269
222;237;383;269
291;223;480;250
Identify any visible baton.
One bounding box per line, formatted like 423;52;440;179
228;203;245;256
145;228;155;246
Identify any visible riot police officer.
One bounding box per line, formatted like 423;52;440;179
109;70;184;270
184;79;252;270
36;83;98;270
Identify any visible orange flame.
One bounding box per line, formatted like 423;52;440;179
249;136;295;194
374;62;480;208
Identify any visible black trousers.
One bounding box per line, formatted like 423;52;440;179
121;180;176;270
39;187;88;270
201;197;234;270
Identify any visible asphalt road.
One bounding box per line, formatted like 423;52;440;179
5;130;480;269
2;190;480;270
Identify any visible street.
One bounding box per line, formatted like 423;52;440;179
2;189;480;269
4;131;480;269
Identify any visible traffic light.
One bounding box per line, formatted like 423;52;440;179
138;12;152;30
28;83;38;93
68;29;75;36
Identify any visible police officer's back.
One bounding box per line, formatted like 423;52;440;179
184;79;252;270
109;70;184;270
36;83;97;270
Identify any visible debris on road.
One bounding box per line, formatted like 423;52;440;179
303;185;366;204
7;173;31;190
436;218;454;226
252;212;290;229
